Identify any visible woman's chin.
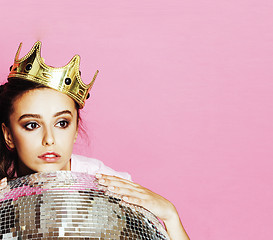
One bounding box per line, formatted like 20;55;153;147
35;164;65;173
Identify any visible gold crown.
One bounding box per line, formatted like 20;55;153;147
8;41;98;108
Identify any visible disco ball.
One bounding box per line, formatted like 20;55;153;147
0;171;169;239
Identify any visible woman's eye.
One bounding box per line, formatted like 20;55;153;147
24;122;39;130
56;120;69;128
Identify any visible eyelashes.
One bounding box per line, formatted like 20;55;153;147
55;120;70;128
23;120;71;131
24;122;40;131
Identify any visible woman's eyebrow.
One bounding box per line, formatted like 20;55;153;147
19;114;41;121
18;110;72;121
54;110;73;117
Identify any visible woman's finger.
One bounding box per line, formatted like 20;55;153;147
106;184;148;199
96;173;133;184
121;195;144;206
96;174;139;188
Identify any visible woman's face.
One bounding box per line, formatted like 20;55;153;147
2;88;78;175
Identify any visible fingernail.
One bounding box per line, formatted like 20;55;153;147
108;186;114;191
96;173;102;178
122;196;128;201
98;179;105;184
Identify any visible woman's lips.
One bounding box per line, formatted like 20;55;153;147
38;152;61;163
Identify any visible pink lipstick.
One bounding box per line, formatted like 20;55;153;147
38;152;61;163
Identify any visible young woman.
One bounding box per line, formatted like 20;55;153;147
0;42;189;239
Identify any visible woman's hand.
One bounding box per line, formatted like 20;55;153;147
96;174;189;240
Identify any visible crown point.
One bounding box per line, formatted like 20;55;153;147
15;43;23;60
65;78;72;85
35;41;42;48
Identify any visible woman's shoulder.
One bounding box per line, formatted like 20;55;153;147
71;154;132;181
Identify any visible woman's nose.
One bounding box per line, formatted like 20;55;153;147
42;127;55;146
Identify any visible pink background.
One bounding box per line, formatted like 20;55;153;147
0;0;272;239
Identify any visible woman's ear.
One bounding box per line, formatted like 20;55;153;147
1;123;15;149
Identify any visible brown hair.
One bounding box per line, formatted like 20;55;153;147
0;78;81;180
